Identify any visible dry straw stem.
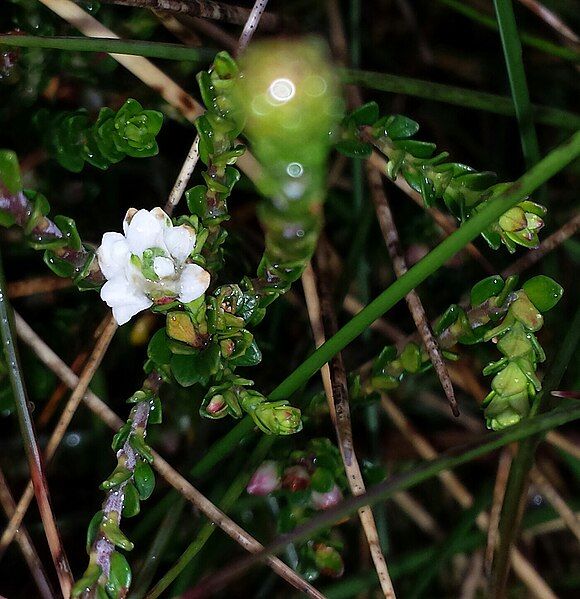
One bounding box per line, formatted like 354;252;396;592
100;0;279;30
13;313;325;599
529;467;580;543
0;468;53;599
460;550;484;599
366;162;458;417
0;314;117;556
38;0;262;183
380;394;558;599
302;260;397;599
368;151;496;274
485;449;513;578
517;0;579;43
7;276;72;298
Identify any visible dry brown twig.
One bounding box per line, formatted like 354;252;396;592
302;257;396;599
100;0;279;30
366;162;458;416
14;312;326;598
0;314;118;558
380;394;558;599
0;468;53;599
485;448;513;579
368;151;496;274
517;0;579;43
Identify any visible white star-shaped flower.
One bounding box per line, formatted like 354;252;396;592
97;207;210;325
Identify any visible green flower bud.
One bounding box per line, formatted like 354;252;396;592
246;398;303;435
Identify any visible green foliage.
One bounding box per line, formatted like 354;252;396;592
365;274;563;430
35;98;163;172
339;102;548;253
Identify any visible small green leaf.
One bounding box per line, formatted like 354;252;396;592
374;114;419;140
100;464;132;491
111;422;131;452
394;139;436;158
171;344;220;387
400;342;422;373
106;551;132;599
523;275;564;312
148;395;163;425
348;102;379;126
134;460;155;500
122;483;141;518
129;432;154;463
147;329;172;366
335;139;372;158
71;562;102;597
471;275;505;307
0;150;22;193
86;510;103;554
101;518;134;551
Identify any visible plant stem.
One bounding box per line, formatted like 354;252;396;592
0;252;73;597
0;34;215;62
492;304;580;597
341;68;580;129
100;0;278;29
439;0;580;62
268;130;580;403
145;435;273;598
493;0;542;171
184;401;580;596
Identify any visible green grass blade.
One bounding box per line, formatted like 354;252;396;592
0;35;215;62
493;0;541;170
340;68;580;130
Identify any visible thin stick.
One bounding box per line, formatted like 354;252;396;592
236;0;269;54
485;449;513;579
460;550;483;599
517;0;579;43
13;314;325;599
501;211;580;277
380;394;557;599
0;257;73;597
0;468;54;599
163;0;267;216
367;163;458;416
99;0;278;29
0;314;117;558
303;259;397;599
368;151;496;274
164;136;200;216
530;467;580;542
7;276;72;298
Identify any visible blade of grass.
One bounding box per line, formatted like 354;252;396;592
0;34;215;61
408;486;491;599
439;0;580;62
492;304;580;597
0;252;73;597
183;400;580;596
493;0;542;172
268;131;580;403
340;68;580;129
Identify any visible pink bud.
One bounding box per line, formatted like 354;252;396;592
311;484;343;510
282;465;311;492
247;461;281;496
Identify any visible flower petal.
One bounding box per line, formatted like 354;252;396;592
153;256;175;279
124;208;168;257
100;278;152;325
164;224;196;263
178;263;210;303
97;232;130;280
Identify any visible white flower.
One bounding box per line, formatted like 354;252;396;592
97;207;210;325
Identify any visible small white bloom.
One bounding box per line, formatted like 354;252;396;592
97;207;210;325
